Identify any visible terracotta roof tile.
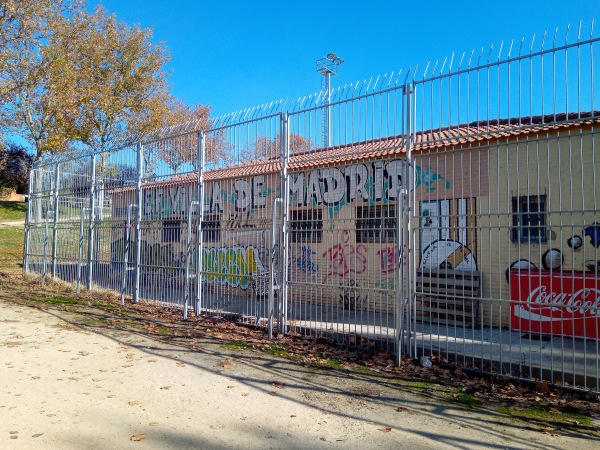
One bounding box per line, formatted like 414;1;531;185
125;111;600;189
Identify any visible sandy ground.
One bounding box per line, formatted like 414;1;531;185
1;298;598;450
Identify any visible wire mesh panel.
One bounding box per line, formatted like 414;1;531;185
408;24;600;391
51;155;94;285
285;83;409;352
26;162;58;283
133;132;199;307
84;146;140;295
199;115;283;326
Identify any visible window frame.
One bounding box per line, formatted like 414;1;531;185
511;195;548;243
162;219;181;243
290;208;323;243
200;214;221;243
355;204;397;243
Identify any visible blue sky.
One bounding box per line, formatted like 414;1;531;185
90;1;598;118
93;1;595;118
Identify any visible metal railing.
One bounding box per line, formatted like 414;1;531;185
25;22;600;392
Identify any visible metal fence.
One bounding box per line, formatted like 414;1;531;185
25;23;600;392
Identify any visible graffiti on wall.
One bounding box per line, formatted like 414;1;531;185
415;166;451;192
322;230;367;282
337;279;368;310
225;210;271;230
111;238;183;274
202;245;267;290
289;159;410;208
376;244;407;273
142;184;196;219
136;160;451;224
292;245;319;273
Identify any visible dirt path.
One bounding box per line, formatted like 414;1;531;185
1;282;598;449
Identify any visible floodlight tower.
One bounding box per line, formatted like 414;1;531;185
316;52;344;148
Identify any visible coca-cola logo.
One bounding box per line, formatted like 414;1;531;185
516;285;600;321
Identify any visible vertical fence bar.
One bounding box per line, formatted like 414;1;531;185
133;143;143;304
184;201;199;319
269;197;282;339
86;154;96;290
195;130;205;317
280;113;290;333
51;163;60;278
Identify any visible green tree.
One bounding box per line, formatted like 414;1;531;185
0;143;35;193
1;2;173;159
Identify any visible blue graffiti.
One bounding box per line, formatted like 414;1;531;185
294;245;318;273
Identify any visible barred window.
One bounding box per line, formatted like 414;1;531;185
162;219;181;243
201;214;221;242
356;205;397;243
511;195;547;243
291;209;323;243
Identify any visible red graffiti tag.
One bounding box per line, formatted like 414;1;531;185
377;246;397;273
322;230;367;282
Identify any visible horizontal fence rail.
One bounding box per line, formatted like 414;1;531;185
25;23;600;392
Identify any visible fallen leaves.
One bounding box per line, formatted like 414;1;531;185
379;427;392;432
128;400;141;406
130;433;145;441
160;386;171;390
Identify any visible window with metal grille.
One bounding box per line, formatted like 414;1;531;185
290;209;323;243
356;205;397;243
162;219;181;242
201;214;221;242
511;195;547;243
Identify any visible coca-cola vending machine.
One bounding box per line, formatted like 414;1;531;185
510;271;600;339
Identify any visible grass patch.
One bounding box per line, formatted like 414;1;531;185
308;358;342;370
392;378;435;390
43;295;87;306
222;339;254;351
447;393;480;408
444;387;481;408
81;317;107;326
0;226;24;270
499;405;592;427
0;201;27;221
91;301;119;311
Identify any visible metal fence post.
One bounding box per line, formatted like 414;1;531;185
51;162;60;278
76;206;88;294
280;113;290;333
87;154;96;290
396;82;414;366
269;197;282;339
133;143;144;304
195;130;205;317
23;165;35;277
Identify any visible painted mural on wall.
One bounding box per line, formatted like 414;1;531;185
202;245;267;290
130;159;451;223
419;239;478;271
